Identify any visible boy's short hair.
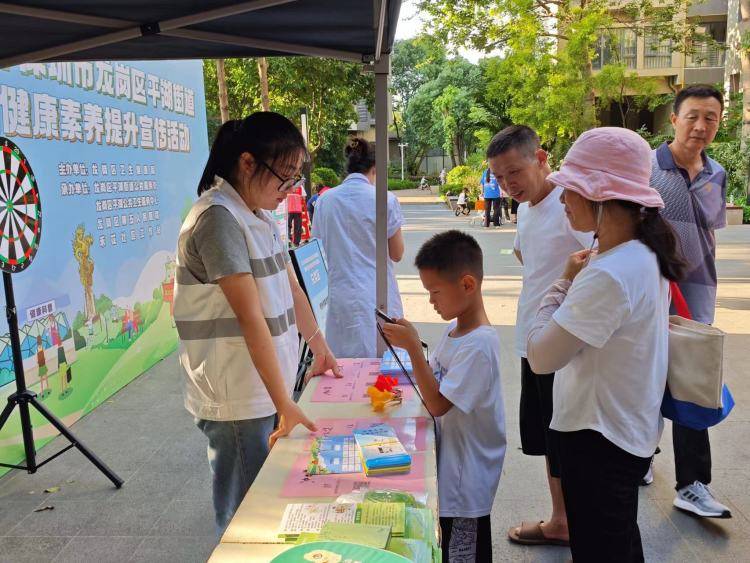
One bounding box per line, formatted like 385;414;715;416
486;125;540;160
674;84;723;115
415;230;483;281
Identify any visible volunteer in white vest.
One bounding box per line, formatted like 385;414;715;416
312;138;405;358
527;128;687;562
174;113;341;533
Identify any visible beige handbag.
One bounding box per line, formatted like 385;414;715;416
663;282;733;430
668;315;725;409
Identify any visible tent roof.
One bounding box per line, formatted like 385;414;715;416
0;0;402;67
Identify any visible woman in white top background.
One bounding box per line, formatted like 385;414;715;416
312;138;405;358
526;128;687;562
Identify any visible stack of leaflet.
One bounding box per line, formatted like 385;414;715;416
380;347;412;380
353;424;411;477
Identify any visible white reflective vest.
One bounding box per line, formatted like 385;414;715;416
174;177;298;421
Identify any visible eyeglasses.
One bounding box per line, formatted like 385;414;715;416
258;161;304;192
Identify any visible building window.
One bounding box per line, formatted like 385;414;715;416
687;21;727;68
592;28;637;70
644;33;673;69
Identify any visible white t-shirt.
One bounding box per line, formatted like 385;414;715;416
514;186;592;358
551;240;669;458
457;192;467;205
430;322;506;518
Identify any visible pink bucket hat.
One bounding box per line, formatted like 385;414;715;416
547;127;664;209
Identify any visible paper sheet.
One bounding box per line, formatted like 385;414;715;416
311;358;414;403
311;417;429;452
281;452;427;498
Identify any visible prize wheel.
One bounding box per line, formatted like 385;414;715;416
0;137;41;274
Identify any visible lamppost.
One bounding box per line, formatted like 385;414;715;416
398;142;408;180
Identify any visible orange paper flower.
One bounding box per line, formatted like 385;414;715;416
367;385;399;412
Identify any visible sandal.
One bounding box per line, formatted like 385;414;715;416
508;520;570;547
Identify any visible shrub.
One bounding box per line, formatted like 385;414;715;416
439;183;463;196
311;167;340;188
387;179;418;190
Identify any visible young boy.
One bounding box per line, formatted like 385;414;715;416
383;230;506;562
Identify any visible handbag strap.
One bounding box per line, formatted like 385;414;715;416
669;281;692;320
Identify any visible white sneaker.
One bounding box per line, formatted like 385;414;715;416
640;461;654;486
673;481;732;518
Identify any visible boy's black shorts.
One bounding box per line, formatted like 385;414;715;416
519;357;560;478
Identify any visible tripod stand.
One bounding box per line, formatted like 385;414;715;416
0;272;122;487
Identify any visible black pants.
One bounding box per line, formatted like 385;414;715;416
440;515;491;563
484;197;502;227
288;212;302;246
673;423;711;489
555;430;650;563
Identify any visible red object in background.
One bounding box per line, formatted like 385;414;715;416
374;375;398;393
287;186;304;214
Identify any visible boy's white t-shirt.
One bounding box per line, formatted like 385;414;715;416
457;192;467;205
514;185;592;358
430;322;506;518
551;240;670;458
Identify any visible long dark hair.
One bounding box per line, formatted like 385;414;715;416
345;137;376;175
198;112;306;196
616;201;687;282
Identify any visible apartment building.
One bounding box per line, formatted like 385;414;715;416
595;0;743;133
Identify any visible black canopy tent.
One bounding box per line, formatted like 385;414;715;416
0;0;402;354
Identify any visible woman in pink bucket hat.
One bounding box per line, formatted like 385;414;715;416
525;127;687;562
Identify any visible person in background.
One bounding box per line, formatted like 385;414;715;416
527;127;686;562
312;138;405;358
439;167;447;186
174;113;340;533
287;183;304;247
648;84;731;518
481;167;502;227
488;125;591;549
456;187;469;214
384;231;505;563
306;183;321;224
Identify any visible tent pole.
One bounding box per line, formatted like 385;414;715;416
374;54;390;356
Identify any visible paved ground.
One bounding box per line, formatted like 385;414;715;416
0;204;748;562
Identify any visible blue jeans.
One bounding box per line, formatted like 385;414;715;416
196;415;276;534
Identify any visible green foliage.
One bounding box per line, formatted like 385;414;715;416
95;294;113;316
439;182;463;196
447;166;482;189
310;167;340;188
72;310;85;332
418;0;699;154
705;141;750;205
152;286;163;302
388;179;419;190
203;58;372;168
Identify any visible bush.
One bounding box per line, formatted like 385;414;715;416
705;141;750;205
439;183;463;196
387;179;419;190
744;205;750;224
447;166;483;202
311;167;340;188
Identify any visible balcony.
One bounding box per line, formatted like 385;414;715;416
687;43;726;68
687;0;728;17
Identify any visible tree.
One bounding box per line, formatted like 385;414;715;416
95;294;113;317
203;57;372;165
403;57;490;169
419;0;705;150
740;1;750;149
392;36;449;173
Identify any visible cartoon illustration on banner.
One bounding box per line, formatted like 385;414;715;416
0;60;208;473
